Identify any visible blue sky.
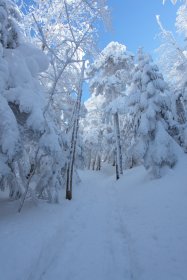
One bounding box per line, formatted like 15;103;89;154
82;1;182;100
98;0;181;56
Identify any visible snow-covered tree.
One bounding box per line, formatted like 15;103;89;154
156;14;187;88
81;94;106;170
175;1;187;39
0;0;65;208
87;41;134;179
0;0;21;48
162;0;178;4
22;0;110;121
20;0;110;199
0;0;28;199
156;2;187;152
127;49;178;178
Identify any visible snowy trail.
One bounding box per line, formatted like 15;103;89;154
33;167;133;280
1;161;187;280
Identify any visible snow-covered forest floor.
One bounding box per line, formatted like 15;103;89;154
1;158;187;280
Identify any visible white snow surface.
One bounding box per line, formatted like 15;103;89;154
0;156;187;280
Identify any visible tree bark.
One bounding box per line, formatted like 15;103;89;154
66;61;85;200
96;154;101;171
88;149;92;170
115;150;120;180
113;112;123;179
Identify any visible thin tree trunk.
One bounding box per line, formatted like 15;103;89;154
18;150;47;212
98;155;101;170
92;153;97;170
115;150;120;180
66;117;76;200
96;154;101;171
66;165;71;199
112;150;115;166
113;112;123;178
88;149;92;170
66;61;85;200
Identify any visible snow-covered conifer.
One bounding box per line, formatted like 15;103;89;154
81;94;106;170
0;0;65;205
0;0;22;49
87;42;134;179
156;4;187;152
127;49;178;177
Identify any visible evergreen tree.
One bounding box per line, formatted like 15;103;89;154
156;3;187;152
87;42;134;179
0;0;64;206
127;49;178;177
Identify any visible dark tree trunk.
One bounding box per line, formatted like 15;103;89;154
96;155;101;171
65;61;85;200
115;151;120;180
113;112;123;179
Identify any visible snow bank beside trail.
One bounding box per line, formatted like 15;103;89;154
115;155;187;280
0;189;83;280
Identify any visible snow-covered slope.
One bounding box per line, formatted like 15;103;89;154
114;156;187;280
0;156;187;280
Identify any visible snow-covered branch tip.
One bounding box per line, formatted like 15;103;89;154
162;0;178;4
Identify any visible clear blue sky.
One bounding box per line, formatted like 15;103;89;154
98;0;181;56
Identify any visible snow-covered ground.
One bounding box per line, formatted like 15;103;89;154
0;157;187;280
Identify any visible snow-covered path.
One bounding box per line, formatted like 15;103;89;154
30;167;134;280
1;161;187;280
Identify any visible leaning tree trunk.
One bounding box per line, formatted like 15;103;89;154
66;61;85;200
113;112;123;180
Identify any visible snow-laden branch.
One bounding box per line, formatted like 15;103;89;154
156;14;186;62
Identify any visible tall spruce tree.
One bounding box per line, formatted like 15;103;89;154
127;49;178;177
87;42;134;179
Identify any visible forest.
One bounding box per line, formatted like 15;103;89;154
0;1;187;279
1;0;186;205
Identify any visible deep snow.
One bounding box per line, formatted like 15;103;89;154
0;158;187;280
